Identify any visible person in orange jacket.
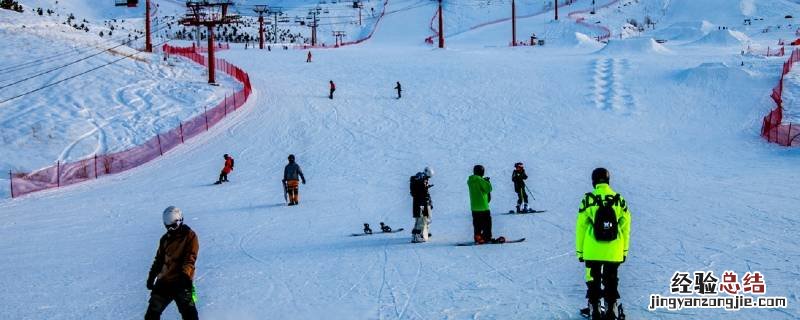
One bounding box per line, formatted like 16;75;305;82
215;154;234;184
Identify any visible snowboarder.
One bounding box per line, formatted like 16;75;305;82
394;81;402;99
306;51;312;63
409;167;434;243
145;206;200;320
467;165;494;244
576;168;631;320
283;154;306;206
329;80;336;99
512;162;528;212
215;154;234;184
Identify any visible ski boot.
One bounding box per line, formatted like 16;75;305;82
474;234;486;244
606;300;624;320
380;222;392;233
214;180;222;185
515;205;522;213
363;223;373;234
522;204;529;213
580;301;604;319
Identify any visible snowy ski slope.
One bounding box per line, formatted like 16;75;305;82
1;0;800;319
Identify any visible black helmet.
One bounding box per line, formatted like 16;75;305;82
514;162;523;168
223;153;229;159
591;167;610;186
288;154;295;162
473;165;485;176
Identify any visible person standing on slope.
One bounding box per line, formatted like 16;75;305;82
283;154;306;206
409;167;434;243
145;206;200;320
215;154;234;184
467;165;494;244
329;80;336;99
511;162;529;212
576;168;631;320
306;51;312;63
394;81;402;99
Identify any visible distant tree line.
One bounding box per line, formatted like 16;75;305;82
1;0;24;12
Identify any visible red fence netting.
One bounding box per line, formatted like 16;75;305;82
761;48;800;147
9;44;252;198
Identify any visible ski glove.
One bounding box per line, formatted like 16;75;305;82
179;274;193;289
146;277;156;290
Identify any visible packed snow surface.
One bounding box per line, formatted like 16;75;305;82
1;0;800;319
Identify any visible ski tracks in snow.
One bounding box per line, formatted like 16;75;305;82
591;58;636;114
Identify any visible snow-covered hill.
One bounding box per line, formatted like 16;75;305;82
0;0;799;319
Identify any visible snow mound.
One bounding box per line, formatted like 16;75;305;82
689;29;751;46
652;21;715;42
595;38;672;55
675;62;756;87
574;32;604;50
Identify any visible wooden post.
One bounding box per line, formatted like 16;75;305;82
224;94;228;116
94;155;98;179
788;123;793;146
157;134;163;156
9;170;13;198
180;122;185;143
57;161;61;187
233;90;237;109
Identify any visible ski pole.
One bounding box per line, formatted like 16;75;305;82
524;185;536;201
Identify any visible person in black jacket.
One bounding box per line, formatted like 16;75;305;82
394;81;402;99
512;162;529;213
410;167;433;243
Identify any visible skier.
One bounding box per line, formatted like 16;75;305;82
576;168;631;320
511;162;528;212
394;81;402;99
214;154;234;184
467;165;494;244
409;167;434;243
283;154;306;206
145;206;200;320
306;51;312;63
329;80;336;99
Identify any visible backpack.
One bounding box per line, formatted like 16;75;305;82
588;193;620;241
410;173;427;198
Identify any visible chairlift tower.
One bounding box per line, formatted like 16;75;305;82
253;5;269;49
180;1;239;84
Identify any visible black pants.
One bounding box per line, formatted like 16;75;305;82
515;187;528;205
218;171;228;182
471;211;492;240
329;88;335;99
585;261;620;304
397;90;401;99
145;286;198;320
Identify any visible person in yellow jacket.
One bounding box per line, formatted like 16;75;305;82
576;168;630;320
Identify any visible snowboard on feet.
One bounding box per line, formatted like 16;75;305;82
456;237;525;246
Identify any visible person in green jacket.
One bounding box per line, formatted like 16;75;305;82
467;164;494;244
576;168;631;320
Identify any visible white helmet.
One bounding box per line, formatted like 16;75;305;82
163;206;183;230
423;166;434;178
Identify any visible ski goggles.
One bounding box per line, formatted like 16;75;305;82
165;220;182;231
